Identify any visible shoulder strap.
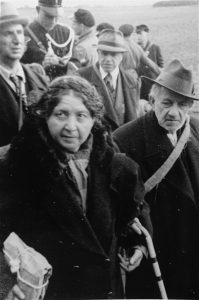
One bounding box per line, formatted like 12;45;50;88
26;26;47;55
144;117;190;193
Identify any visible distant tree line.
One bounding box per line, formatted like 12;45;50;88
154;0;198;7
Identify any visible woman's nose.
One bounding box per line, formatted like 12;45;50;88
64;116;77;130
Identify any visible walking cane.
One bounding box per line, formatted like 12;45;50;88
132;218;168;299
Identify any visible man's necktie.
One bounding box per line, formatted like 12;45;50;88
10;74;22;96
10;74;27;130
104;73;115;94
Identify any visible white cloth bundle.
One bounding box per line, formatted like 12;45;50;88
3;232;52;300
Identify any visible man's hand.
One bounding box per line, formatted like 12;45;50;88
5;284;25;300
118;248;143;272
43;54;59;68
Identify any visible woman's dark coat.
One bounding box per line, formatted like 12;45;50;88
0;116;151;300
114;110;199;299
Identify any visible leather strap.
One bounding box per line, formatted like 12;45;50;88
144;116;190;193
26;26;47;54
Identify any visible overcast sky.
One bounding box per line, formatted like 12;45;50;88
3;0;157;7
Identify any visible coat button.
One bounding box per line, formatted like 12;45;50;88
107;291;113;298
73;265;80;269
105;258;110;263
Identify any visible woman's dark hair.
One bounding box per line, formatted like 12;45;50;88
31;75;105;128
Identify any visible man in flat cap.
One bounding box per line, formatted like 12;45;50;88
114;59;199;299
0;1;48;147
78;29;140;130
72;9;98;67
119;24;160;78
22;0;76;80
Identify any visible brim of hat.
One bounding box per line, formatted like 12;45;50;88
97;44;127;53
141;75;199;101
40;6;64;17
0;18;29;27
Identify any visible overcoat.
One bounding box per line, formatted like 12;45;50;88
138;41;164;100
0;116;151;300
0;64;48;146
114;110;199;299
78;63;140;130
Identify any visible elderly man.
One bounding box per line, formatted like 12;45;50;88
78;29;140;130
22;0;75;80
0;1;48;147
114;59;199;299
71;8;98;67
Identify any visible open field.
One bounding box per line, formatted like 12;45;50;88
19;4;199;93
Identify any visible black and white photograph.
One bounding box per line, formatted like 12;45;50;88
0;0;198;299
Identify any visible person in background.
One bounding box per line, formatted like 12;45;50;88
78;29;141;131
119;23;160;76
22;0;76;80
0;75;152;300
0;1;48;147
71;9;98;67
114;59;199;299
96;22;115;37
136;24;164;100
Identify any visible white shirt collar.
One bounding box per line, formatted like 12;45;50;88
99;66;119;89
167;132;178;146
0;63;26;83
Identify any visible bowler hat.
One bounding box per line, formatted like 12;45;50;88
97;29;127;53
74;9;95;27
38;0;64;17
142;59;199;100
0;1;28;27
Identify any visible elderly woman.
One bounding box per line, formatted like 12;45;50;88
0;76;151;300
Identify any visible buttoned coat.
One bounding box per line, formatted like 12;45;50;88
78;63;140;130
0;116;151;300
0;63;48;147
114;110;199;299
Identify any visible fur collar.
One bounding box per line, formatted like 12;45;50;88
7;115;114;181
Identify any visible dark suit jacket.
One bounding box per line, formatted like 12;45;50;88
114;111;199;299
0;63;48;146
78;63;140;130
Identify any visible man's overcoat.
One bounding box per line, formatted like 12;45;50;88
114;110;199;299
0;64;48;146
78;63;140;130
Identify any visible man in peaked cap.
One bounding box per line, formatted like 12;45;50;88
78;29;141;130
72;9;98;67
22;0;76;80
114;59;199;299
0;1;48;147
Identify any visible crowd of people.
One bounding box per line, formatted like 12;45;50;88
0;0;198;299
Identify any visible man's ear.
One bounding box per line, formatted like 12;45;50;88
149;95;155;108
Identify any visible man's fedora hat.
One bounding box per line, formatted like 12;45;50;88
97;29;127;53
38;0;64;17
0;1;28;27
142;59;199;100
